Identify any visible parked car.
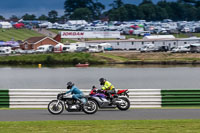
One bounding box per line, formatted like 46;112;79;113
171;45;190;53
140;44;156;52
156;46;169;52
75;47;88;52
14;49;26;54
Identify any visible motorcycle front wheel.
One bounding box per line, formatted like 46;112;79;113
48;100;64;115
82;100;98;114
117;97;130;111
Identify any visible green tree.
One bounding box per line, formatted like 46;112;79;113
101;0;200;21
58;15;67;23
22;13;36;20
185;5;197;20
91;1;105;19
0;15;5;21
108;7;129;21
48;10;58;23
157;1;174;20
64;0;93;16
38;14;48;20
197;7;200;19
64;0;104;20
123;4;138;20
155;6;168;20
70;8;92;21
109;0;124;9
168;2;185;20
9;15;19;22
139;1;156;21
139;0;153;5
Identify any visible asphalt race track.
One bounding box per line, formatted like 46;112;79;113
1;109;200;121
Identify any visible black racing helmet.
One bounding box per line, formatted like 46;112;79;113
67;81;74;89
99;78;106;85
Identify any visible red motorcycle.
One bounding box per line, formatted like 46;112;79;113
89;86;130;111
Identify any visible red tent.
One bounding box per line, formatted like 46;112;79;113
13;23;25;28
130;25;139;29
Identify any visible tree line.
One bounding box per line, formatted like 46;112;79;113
0;0;200;22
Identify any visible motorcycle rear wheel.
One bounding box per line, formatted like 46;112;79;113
117;97;130;111
82;100;98;114
48;100;64;115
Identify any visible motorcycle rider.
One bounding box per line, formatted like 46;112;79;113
66;81;84;105
99;78;116;102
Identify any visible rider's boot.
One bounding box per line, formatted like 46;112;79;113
108;95;114;105
77;99;84;105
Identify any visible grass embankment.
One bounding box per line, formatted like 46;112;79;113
0;28;42;41
95;52;200;65
0;53;106;65
0;120;200;133
2;52;200;65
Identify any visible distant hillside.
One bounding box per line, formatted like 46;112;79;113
0;28;43;41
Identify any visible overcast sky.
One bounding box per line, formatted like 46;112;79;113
0;0;175;18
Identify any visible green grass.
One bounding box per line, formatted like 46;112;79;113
192;33;200;37
125;35;144;39
0;28;43;41
97;53;128;62
0;53;106;65
0;120;200;133
49;29;63;34
94;53;200;65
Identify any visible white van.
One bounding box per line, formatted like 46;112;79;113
140;44;156;52
88;44;104;53
0;47;12;55
36;45;54;53
62;45;77;52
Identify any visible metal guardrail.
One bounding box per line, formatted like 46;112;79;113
0;90;9;108
3;89;200;108
8;89;162;108
161;89;200;107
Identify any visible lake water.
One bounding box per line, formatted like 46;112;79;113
0;66;200;89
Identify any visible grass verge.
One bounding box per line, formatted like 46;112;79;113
0;53;106;65
2;52;200;66
0;28;43;41
0;120;200;133
95;52;200;65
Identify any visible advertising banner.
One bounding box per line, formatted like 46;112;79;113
61;31;120;38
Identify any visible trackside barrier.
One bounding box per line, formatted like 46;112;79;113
6;89;162;108
161;89;200;107
1;89;200;108
0;90;9;108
